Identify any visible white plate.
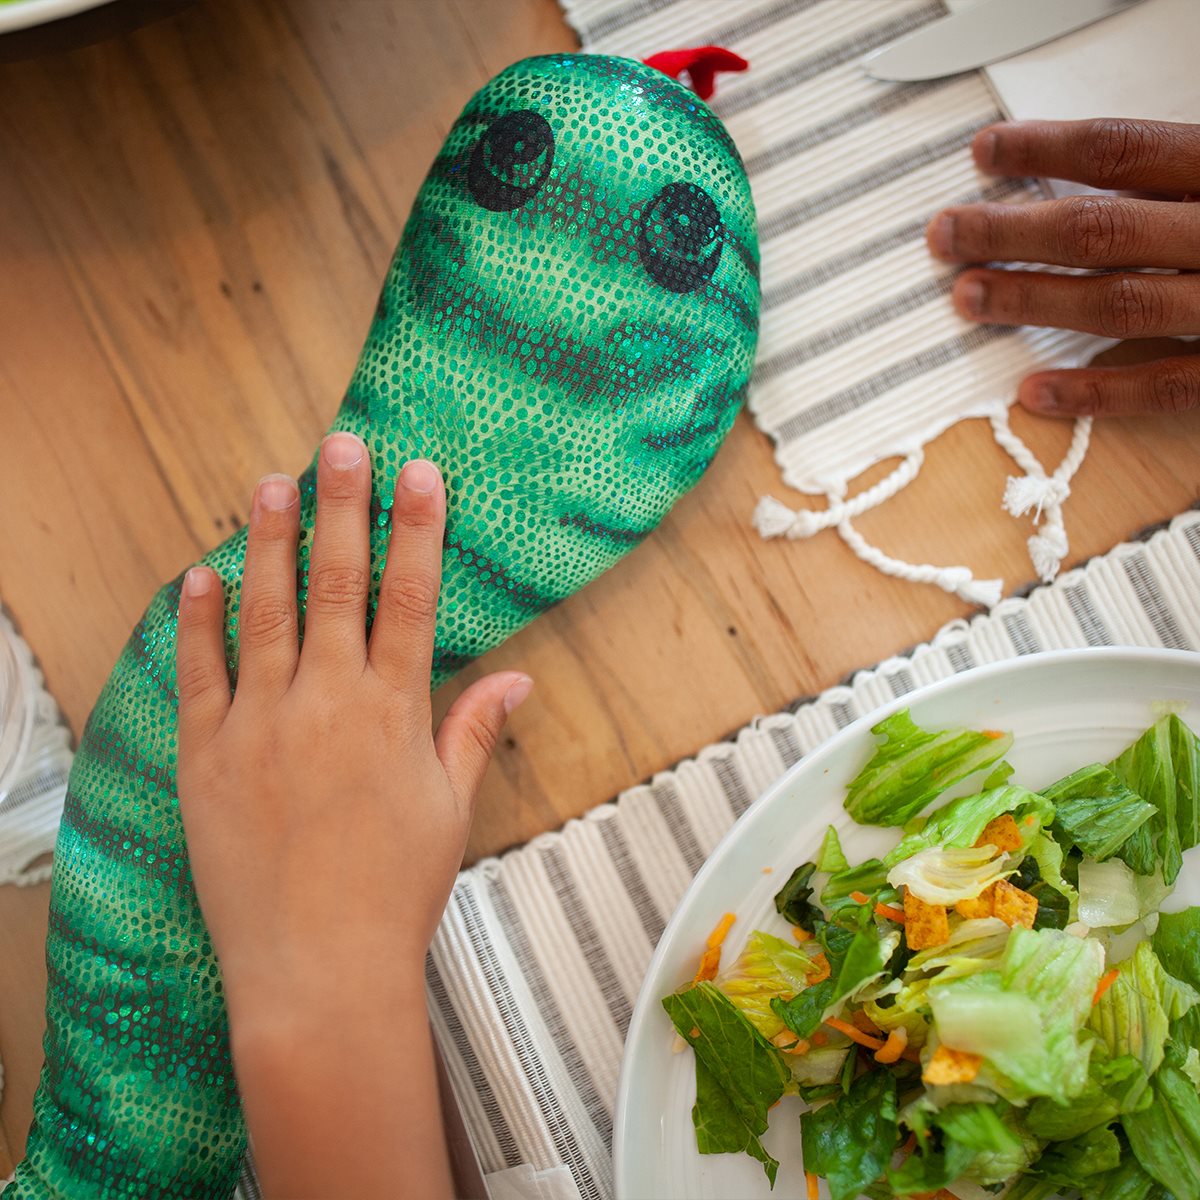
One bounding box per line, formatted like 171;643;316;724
0;0;115;36
615;648;1200;1200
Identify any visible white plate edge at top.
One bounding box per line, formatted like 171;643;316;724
613;646;1200;1199
0;0;115;36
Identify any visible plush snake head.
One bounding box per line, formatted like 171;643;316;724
332;54;759;684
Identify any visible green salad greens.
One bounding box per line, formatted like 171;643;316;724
662;710;1200;1199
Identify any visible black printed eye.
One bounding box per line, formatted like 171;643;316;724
467;110;555;212
637;182;722;294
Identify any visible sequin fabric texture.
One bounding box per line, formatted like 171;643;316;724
9;55;759;1197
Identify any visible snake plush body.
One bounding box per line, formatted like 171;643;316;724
9;54;758;1197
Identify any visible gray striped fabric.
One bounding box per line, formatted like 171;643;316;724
560;0;1098;501
431;511;1200;1199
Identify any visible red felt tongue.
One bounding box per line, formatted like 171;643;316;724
642;46;749;101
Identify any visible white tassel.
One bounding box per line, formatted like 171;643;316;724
752;495;821;540
1028;523;1069;583
954;573;1005;609
1002;474;1070;523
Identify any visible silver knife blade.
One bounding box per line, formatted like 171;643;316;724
863;0;1147;82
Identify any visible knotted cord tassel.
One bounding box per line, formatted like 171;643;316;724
1002;473;1070;523
1028;521;1070;583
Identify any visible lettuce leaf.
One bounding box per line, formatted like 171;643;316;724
888;1102;1027;1194
661;983;791;1185
930;927;1104;1103
773;862;822;932
1035;1122;1123;1183
1088;941;1200;1077
844;710;1012;827
800;1067;898;1200
1043;762;1157;861
1123;1062;1200;1197
1078;857;1145;928
1011;836;1077;928
1153;906;1200;1050
883;784;1054;867
1111;714;1200;884
1078;1154;1172;1200
716;931;824;1040
887;844;1012;905
1027;1052;1149;1140
816;825;849;874
821;858;889;916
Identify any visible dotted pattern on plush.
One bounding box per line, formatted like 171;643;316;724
9;54;758;1198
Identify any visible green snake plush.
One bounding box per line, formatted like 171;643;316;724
8;54;758;1198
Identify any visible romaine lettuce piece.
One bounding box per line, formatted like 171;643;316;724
1079;857;1143;928
1034;1122;1122;1182
930;927;1104;1103
1078;1154;1169;1200
1153;906;1200;1050
816;825;849;874
1011;836;1077;928
1043;762;1157;860
800;1068;898;1200
1123;1062;1200;1198
1027;1052;1149;1140
1088;941;1200;1077
906;917;1011;981
883;785;1053;866
844;710;1012;827
820;858;889;915
888;1102;1027;1195
1111;714;1200;884
773;862;822;932
887;844;1012;905
716;931;823;1040
661;982;791;1186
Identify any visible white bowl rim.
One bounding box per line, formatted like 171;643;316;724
0;0;116;37
613;645;1200;1194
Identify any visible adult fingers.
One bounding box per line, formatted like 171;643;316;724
368;459;445;697
301;432;372;673
434;672;533;810
973;119;1200;196
235;474;300;699
927;195;1200;270
953;269;1200;339
1019;355;1200;418
176;566;232;751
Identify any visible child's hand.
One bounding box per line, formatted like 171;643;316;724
175;431;531;1198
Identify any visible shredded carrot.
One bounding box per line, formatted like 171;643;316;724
805;1170;820;1200
851;1009;882;1035
810;1031;830;1047
849;890;872;905
693;913;736;983
900;1132;917;1155
706;912;736;950
875;901;907;923
900;1046;923;1063
807;952;831;983
762;866;774;874
984;729;1006;740
825;1016;886;1051
1094;968;1120;1005
874;1026;909;1064
792;926;812;942
689;1027;699;1039
771;1031;810;1056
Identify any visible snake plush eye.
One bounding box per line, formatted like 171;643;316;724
637;182;723;294
467;110;556;212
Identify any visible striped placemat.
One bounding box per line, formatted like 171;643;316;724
557;0;1103;603
431;509;1200;1200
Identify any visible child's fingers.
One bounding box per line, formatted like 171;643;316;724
302;432;372;673
369;459;444;698
176;566;232;750
236;474;300;699
434;671;533;809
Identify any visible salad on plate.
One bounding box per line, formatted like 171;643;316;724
662;709;1200;1200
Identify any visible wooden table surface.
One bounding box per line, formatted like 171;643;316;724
1;0;1199;1174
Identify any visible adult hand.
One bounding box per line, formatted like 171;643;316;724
927;118;1200;417
175;431;532;1199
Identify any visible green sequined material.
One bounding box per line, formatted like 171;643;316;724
8;54;758;1197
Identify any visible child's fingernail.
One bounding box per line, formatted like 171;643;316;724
183;567;213;597
927;212;956;257
958;278;987;319
323;432;365;469
400;459;439;494
503;675;534;714
257;473;298;511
